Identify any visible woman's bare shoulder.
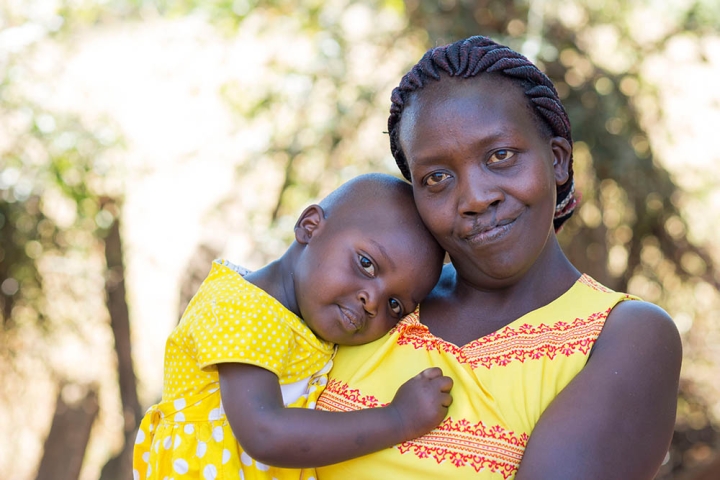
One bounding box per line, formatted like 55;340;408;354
598;299;681;355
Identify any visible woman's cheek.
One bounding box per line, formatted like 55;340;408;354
424;211;454;245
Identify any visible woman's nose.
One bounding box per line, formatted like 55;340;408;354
458;171;503;217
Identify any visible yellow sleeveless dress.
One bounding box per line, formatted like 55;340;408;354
133;260;335;480
316;274;638;480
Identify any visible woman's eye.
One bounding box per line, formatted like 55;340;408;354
489;149;515;163
389;298;403;316
359;255;375;276
425;172;449;186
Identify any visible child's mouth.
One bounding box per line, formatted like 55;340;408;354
338;305;363;332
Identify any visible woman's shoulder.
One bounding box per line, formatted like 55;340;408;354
585;298;682;398
601;299;680;348
565;276;678;346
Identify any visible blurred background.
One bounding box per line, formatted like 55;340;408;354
1;0;719;479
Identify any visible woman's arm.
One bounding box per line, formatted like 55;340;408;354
218;363;453;468
515;300;682;480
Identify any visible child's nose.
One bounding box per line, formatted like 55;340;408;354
358;289;378;317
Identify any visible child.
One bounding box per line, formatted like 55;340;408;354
133;173;452;480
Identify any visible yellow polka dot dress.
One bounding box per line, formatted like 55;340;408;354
133;260;335;480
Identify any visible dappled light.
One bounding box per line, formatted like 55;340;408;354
2;0;720;479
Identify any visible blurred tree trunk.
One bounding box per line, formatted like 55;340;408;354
100;203;142;480
35;387;99;480
177;243;220;323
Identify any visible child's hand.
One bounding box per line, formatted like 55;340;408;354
388;367;453;440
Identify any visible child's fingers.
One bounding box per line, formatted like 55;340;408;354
441;392;453;407
434;375;454;393
419;367;444;379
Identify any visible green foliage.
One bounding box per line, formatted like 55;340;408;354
197;0;426;265
0;3;121;332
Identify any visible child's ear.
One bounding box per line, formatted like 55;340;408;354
295;205;325;245
550;136;572;185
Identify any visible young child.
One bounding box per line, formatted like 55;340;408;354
133;173;452;480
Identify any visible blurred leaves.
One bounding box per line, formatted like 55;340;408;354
0;0;123;433
1;0;122;325
0;2;127;477
0;74;119;331
1;0;720;478
196;0;428;264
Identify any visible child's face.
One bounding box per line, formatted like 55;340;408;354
293;204;441;346
398;75;570;288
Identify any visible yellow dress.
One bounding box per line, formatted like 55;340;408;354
133;260;335;480
316;274;638;480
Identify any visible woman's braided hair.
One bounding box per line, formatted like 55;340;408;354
388;35;577;231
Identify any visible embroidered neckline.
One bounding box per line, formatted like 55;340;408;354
390;274;614;369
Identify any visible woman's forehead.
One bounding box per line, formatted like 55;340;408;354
399;77;535;151
407;74;526;114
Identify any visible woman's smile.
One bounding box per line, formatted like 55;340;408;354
462;216;517;246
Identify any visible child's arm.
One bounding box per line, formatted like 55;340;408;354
218;362;453;468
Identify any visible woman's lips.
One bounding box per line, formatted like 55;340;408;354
463;218;516;245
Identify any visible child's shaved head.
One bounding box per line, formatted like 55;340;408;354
318;173;442;263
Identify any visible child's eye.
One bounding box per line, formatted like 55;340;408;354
389;298;403;316
359;255;375;276
488;149;515;163
425;172;449;186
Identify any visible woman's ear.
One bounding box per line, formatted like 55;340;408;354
294;205;325;245
550;137;572;185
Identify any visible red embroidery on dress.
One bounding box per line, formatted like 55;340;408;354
397;417;527;479
317;381;526;478
316;378;385;412
578;274;614;292
396;307;610;369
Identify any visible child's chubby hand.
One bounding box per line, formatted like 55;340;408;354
388;367;454;440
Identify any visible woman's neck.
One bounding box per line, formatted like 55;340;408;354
421;237;580;345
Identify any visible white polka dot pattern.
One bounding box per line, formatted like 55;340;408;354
132;261;333;480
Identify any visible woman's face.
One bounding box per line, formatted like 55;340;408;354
397;75;571;288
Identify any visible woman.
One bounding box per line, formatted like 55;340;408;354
315;36;681;479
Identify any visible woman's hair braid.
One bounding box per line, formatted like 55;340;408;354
388;36;577;231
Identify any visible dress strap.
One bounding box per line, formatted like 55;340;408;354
213;258;251;277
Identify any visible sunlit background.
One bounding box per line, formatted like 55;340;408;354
1;1;720;479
